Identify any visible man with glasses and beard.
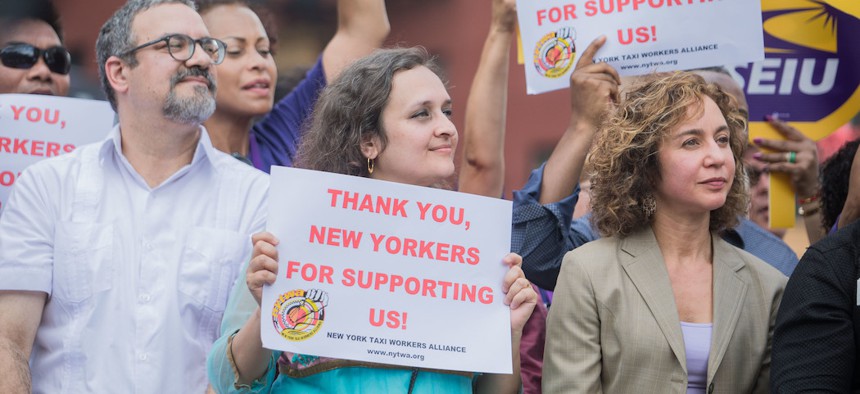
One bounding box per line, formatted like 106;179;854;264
0;0;70;96
0;1;268;392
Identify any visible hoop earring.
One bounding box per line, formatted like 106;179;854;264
367;157;374;174
642;194;656;218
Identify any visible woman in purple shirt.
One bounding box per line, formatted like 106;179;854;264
197;0;389;172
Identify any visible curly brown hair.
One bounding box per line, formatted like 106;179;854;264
588;71;748;238
295;47;445;177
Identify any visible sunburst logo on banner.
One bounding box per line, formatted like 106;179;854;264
742;0;860;141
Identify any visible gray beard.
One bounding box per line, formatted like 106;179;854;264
163;84;216;124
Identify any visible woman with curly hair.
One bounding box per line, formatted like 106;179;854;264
543;71;787;393
207;47;537;393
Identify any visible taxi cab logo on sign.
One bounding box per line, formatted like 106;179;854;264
272;288;328;342
533;27;577;79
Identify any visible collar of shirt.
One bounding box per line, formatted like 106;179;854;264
98;124;220;191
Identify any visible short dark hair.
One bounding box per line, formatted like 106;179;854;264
820;138;860;230
96;0;195;111
0;0;63;41
194;0;278;49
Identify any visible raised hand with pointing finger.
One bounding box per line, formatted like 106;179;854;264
539;35;621;205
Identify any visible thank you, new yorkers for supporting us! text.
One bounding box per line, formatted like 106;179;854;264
515;0;764;94
0;94;114;214
263;166;514;374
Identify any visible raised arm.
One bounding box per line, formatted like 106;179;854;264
0;291;46;394
539;35;619;204
457;0;517;197
510;37;617;289
321;0;390;82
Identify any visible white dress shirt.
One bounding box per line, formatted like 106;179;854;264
0;126;268;393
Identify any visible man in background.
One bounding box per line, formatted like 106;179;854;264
0;0;70;96
0;1;267;392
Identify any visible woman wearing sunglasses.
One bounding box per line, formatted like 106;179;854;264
0;0;71;96
196;0;389;172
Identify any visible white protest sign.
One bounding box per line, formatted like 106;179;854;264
263;166;514;374
516;0;764;94
0;94;114;214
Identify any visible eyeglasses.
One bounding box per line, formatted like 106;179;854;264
121;34;226;65
0;43;72;75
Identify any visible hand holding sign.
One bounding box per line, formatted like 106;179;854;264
752;117;821;201
248;231;281;305
515;0;765;94
537;36;622;204
262;167;518;374
501;253;537;334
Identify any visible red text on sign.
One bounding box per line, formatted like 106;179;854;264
0;137;74;157
369;232;480;265
342;268;494;304
536;4;577;26
285;260;335;284
415;201;467;227
369;308;408;330
584;0;715;16
617;25;656;44
327;188;408;218
309;225;363;249
10;105;61;125
0;170;21;187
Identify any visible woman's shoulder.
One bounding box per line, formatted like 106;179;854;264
715;236;788;291
563;236;622;265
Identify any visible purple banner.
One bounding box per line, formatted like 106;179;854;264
729;1;859;141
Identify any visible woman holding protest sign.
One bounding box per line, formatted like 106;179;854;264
542;72;786;393
207;47;537;393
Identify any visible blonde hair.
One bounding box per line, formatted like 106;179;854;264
588;71;748;237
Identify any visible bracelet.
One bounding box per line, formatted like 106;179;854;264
798;193;820;205
798;204;821;217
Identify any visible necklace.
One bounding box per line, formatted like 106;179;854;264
231;152;253;166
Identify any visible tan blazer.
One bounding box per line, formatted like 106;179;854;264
544;227;787;394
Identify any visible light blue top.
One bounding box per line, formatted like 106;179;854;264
206;265;473;393
680;322;712;394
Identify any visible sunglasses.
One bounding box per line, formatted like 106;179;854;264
0;43;72;75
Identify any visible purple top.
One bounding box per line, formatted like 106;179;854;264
248;57;327;172
681;321;712;394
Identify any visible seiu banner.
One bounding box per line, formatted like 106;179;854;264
738;0;860;142
736;0;859;229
